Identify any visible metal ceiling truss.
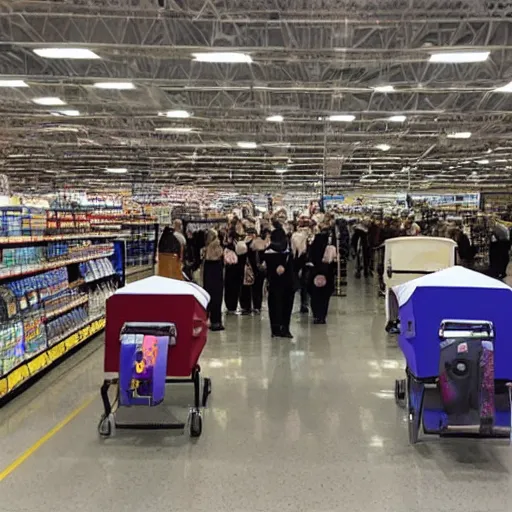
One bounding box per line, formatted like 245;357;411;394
0;0;511;193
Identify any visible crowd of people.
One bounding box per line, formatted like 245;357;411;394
157;212;339;338
155;207;512;339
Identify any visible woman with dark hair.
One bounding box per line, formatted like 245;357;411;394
203;229;225;331
308;224;337;324
264;223;295;338
157;227;184;280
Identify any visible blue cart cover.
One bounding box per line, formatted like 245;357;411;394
393;266;512;379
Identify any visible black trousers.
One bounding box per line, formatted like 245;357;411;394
203;260;223;325
224;263;243;312
268;282;294;335
309;286;332;321
298;269;309;309
240;273;264;311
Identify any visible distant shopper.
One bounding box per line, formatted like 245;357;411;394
240;227;267;314
490;217;510;278
403;214;421;236
264;222;295;338
308;224;337;324
157;227;183;280
172;219;187;247
223;229;246;314
203;229;225;331
291;218;311;313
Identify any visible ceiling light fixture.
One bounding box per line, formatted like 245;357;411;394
476;159;489;165
266;115;284;122
154;127;194;133
54;109;80;117
328;114;355;122
237;142;257;149
33;48;100;59
376;144;391;151
494;81;512;92
93;82;135;90
0;80;28;88
388;115;406;123
373;85;395;93
105;167;128;174
275;168;287;174
429;51;490;63
32;97;66;106
192;52;253;64
446;131;472;139
158;110;191;118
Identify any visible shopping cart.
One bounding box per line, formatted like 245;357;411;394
392;266;512;444
98;276;212;438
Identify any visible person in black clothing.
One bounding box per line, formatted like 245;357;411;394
223;229;246;313
202;229;225;331
240;227;268;314
308;225;336;324
264;223;295;338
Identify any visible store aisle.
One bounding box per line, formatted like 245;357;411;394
1;281;512;512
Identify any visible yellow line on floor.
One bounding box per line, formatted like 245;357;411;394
0;394;96;482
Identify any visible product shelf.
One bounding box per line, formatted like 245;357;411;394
0;316;105;401
0;232;123;245
0;249;114;282
43;295;89;322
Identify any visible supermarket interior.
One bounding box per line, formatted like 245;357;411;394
4;1;512;511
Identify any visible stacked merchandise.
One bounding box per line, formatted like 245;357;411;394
125;225;156;268
88;282;118;319
46;306;89;345
79;257;116;283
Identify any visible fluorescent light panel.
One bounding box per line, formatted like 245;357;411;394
32;97;66;106
192;52;252;63
429;51;490;63
373;85;395;93
446;131;472;139
54;109;80;117
388;115;406;122
0;80;28;88
158;110;191;118
93;82;135;90
494;81;512;92
275;168;287;174
376;144;391;151
237;142;257;149
266;114;284;122
155;127;194;133
105;167;128;174
33;48;100;59
328;114;355;122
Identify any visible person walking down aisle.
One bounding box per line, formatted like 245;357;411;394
202;229;225;332
308;224;337;324
240;228;268;315
223;229;246;314
291;217;311;314
264;222;295;338
157;226;184;280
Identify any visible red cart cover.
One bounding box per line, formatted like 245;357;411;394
104;276;210;376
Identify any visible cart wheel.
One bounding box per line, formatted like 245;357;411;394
98;413;116;437
395;379;406;408
190;411;202;438
202;378;212;407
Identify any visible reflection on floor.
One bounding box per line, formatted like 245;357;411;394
0;278;511;512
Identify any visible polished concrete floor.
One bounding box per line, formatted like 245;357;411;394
1;278;512;511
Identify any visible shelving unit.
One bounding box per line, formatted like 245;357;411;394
0;235;125;403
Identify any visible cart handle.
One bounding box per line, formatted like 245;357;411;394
438;319;494;339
